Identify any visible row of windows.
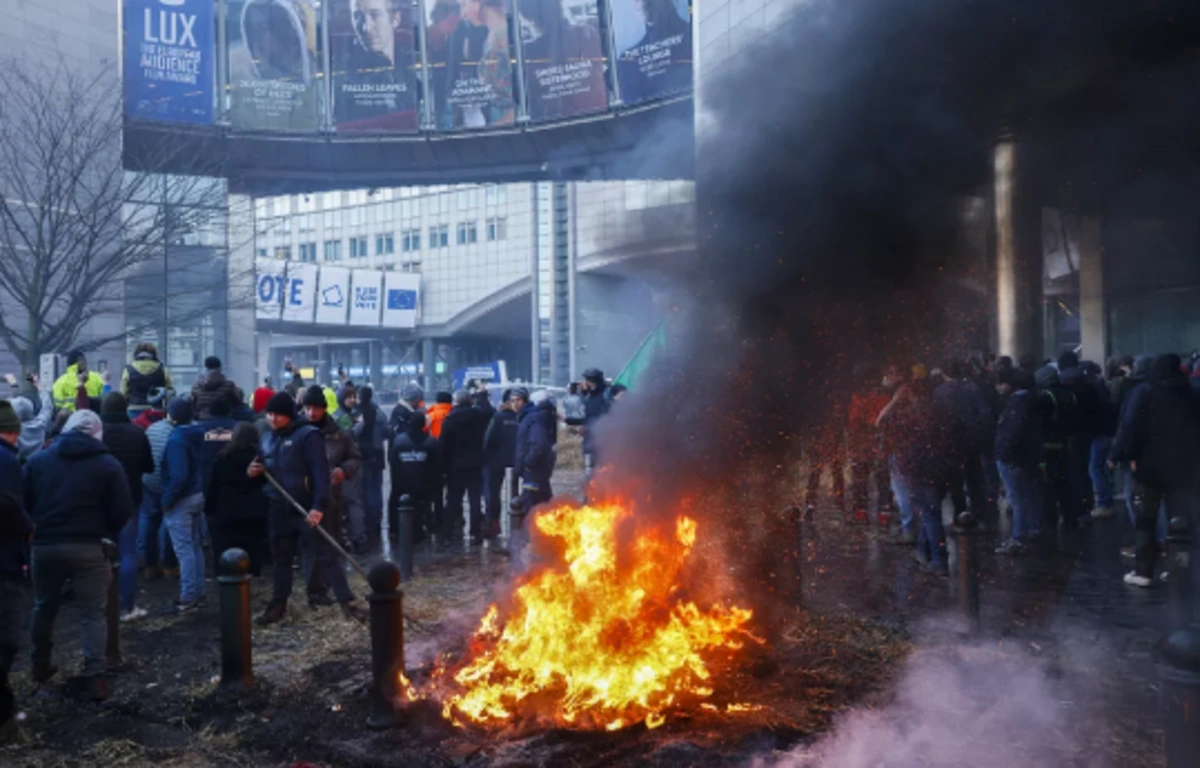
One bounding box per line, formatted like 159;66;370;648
259;187;511;229
260;218;508;263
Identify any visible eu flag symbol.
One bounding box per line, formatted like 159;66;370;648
387;289;417;310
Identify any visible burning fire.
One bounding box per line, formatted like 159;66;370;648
418;501;755;731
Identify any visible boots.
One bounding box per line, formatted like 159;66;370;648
255;602;287;626
86;675;110;702
31;662;58;685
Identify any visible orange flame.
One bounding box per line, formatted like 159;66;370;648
419;501;754;730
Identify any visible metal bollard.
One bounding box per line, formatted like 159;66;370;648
103;539;120;668
501;468;514;541
218;548;253;690
1158;626;1200;768
367;561;404;730
396;495;415;581
955;511;981;634
1166;517;1192;628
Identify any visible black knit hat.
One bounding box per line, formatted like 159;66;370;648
301;385;328;408
265;391;297;417
204;356;222;371
66;349;86;368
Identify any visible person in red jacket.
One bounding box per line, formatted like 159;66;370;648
252;378;274;414
847;364;900;526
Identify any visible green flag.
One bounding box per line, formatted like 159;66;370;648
614;322;666;391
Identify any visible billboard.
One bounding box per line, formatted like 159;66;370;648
329;0;420;132
610;0;691;105
382;272;420;328
315;266;351;324
518;0;609;122
255;257;287;319
227;0;324;131
124;0;215;124
349;270;384;325
281;262;318;323
422;0;516;130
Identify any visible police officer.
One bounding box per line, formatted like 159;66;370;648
250;393;365;624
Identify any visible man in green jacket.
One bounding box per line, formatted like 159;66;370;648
51;350;104;414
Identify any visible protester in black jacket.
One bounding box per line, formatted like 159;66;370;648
993;368;1043;555
1036;364;1083;530
566;369;610;467
483;391;519;539
23;411;133;700
514;390;557;512
440;390;490;545
205;423;269;576
389;411;442;545
0;402;33;731
353;386;390;550
1110;354;1200;587
98;393;154;620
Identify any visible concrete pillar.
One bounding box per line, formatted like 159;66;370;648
316;343;330;385
421;337;436;395
992;141;1044;363
1078;217;1107;365
367;339;382;389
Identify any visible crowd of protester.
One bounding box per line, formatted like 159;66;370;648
0;344;619;730
806;350;1200;585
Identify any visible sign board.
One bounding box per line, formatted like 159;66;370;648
254;257;287;320
348;270;383;326
40;354;58;387
280;262;318;324
381;272;420;328
453;360;508;390
314;266;351;325
123;0;215;124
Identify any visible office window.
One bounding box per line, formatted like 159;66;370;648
456;221;478;245
429;224;448;248
323;240;342;261
401;228;420;252
349;207;363;227
274;245;291;260
256;247;268;258
485;184;507;206
401;260;422;274
323;209;342;230
376;233;394;255
486;216;506;241
298;242;317;262
349;235;368;258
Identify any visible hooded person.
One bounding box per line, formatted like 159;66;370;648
353;385;391;549
191;357;245;422
160;392;208;614
483;388;520;539
1036;363;1084;530
10;375;54;462
23;408;133;702
388;383;426;433
0;398;33;731
121;343;173;419
99;393;154;621
300;385;364;560
51;349;105;414
993;367;1043;555
565;369;610;467
388;410;442;546
426;391;453;439
204;423;269;576
440;389;491;545
334;383;358;431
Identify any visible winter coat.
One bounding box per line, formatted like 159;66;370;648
191;370;245;421
100;412;154;506
388;430;442;504
205;446;269;524
515;401;557;489
426;402;452;439
51;364;104;413
440;404;490;472
353;402;391;467
259;421;330;514
880;393;947;486
11;389;53;462
143;419;176;496
484;408;519;470
122;357;172;408
566;388;610;455
1110;372;1200;491
0;440;32;580
23;431;133;545
933;378;993;454
994;389;1043;467
161;423;203;510
388;399;425;434
312;415;361;522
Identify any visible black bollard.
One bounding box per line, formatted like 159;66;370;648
218;548;253;690
102;539;120;668
955;511;981;634
1158;626;1200;768
1166;517;1192;628
367;561;404;730
396;495;415;581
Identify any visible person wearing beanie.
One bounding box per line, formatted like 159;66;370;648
23;407;133;702
427;391;453;439
334;383;358;431
121;342;173;419
993;367;1043;556
388;410;442;550
252;385;366;625
441;389;490;546
252;378;275;414
9;374;54;462
99;394;154;622
191;357;244;422
566;369;611;469
51;350;105;414
388;382;426;433
482;389;520;541
0;397;33;732
160;395;208;614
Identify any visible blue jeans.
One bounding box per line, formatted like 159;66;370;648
1123;468;1167;543
137;490;177;569
888;456;916;534
998;462;1041;542
910;482;947;567
118;517;139;612
1089;437;1114;508
163;493;206;603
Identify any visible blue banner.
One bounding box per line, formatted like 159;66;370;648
124;0;215;124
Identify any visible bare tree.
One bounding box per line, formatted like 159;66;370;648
0;54;253;374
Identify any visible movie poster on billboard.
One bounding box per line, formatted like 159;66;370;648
518;0;609;121
610;0;691;105
422;0;516;130
330;0;421;132
124;0;215;124
227;0;324;131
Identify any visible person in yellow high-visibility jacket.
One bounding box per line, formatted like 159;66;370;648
51;349;105;413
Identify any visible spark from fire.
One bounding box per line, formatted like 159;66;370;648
415;501;755;731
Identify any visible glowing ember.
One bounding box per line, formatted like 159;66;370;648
416;501;754;730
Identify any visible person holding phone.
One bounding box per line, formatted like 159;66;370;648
8;375;54;462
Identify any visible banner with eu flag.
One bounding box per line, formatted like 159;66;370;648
382;272;420;328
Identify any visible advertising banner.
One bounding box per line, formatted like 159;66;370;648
281;262;318;323
610;0;691;105
254;257;287;319
349;270;384;325
422;0;516;130
381;271;420;328
124;0;215;124
330;0;420;132
518;0;609;122
314;265;351;324
227;0;323;131
453;360;506;389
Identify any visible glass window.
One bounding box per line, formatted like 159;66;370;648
401;260;422;273
376;233;394;255
456;221;477;245
274;245;291;260
323;240;342;261
349;235;367;258
486;217;506;241
256;247;268;258
402;229;420;252
429;225;447;248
